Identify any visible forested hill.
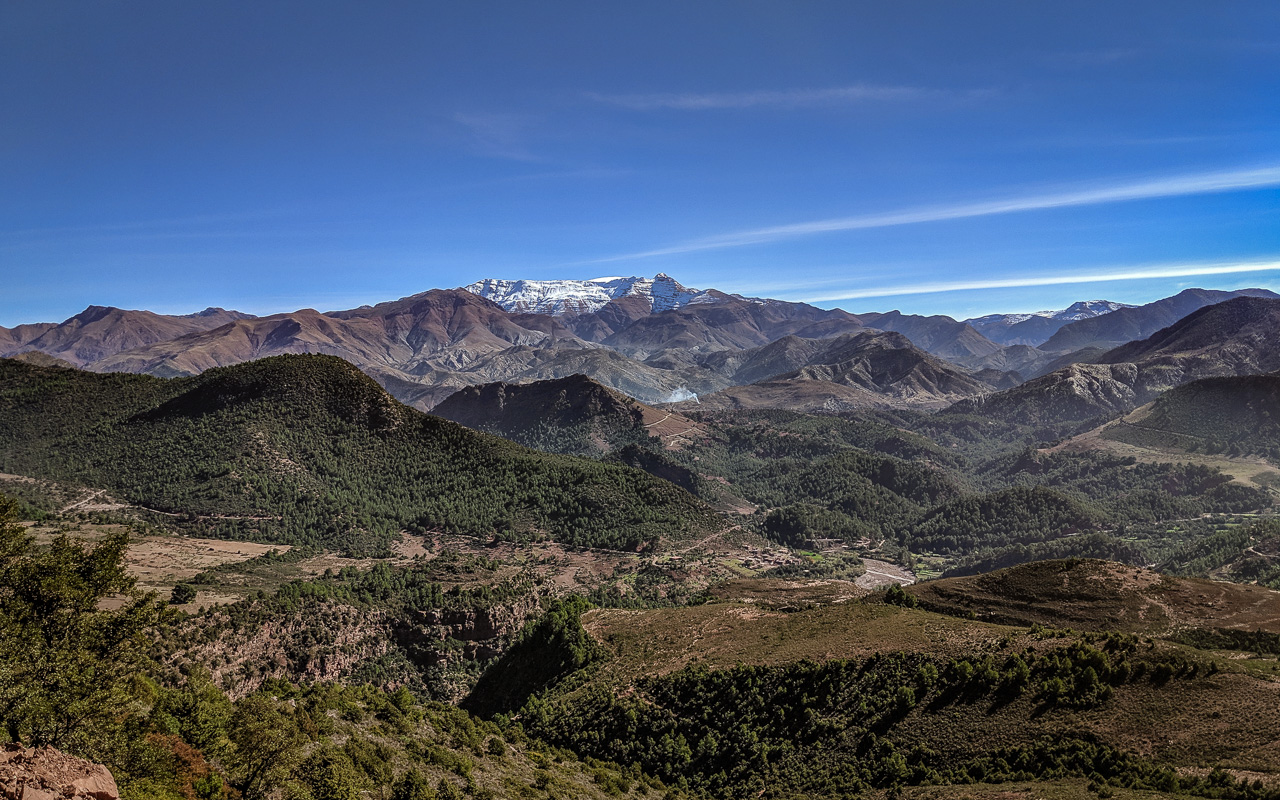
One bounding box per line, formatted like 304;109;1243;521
0;355;715;554
432;374;657;456
1104;373;1280;462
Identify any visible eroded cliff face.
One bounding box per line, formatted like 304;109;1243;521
0;744;118;800
170;593;545;701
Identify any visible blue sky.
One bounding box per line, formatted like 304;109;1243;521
2;1;1279;326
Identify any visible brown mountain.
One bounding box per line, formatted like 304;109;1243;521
945;362;1144;426
564;293;702;342
90;290;721;409
0;306;253;367
384;344;722;409
1098;295;1280;371
601;298;863;359
433;374;704;456
697;334;835;385
853;311;1003;361
952;343;1060;379
95;290;582;379
1039;287;1278;352
14;283;1271;424
944;296;1280;426
455;345;722;404
0;321;56;354
687;330;991;412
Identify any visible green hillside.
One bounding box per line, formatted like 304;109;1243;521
466;576;1280;800
0;355;715;555
1104;374;1280;463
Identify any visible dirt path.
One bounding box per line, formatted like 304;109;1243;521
638;406;706;449
855;558;916;589
60;490;106;513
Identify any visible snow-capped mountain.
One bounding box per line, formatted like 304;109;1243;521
462;273;723;316
967;300;1133;328
964;300;1135;347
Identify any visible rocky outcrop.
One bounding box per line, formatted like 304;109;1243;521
396;594;545;663
173;593;544;699
0;744;118;800
689;330;992;413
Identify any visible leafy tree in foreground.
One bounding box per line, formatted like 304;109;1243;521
227;693;307;800
0;494;162;750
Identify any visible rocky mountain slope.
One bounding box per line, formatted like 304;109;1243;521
0;744;119;800
95;290;578;377
854;310;1003;360
7;280;1276;418
965;300;1133;346
685;330;993;412
1039;287;1278;352
462;273;726;315
0;306;253;367
433;374;703;456
945;296;1280;427
598;296;862;359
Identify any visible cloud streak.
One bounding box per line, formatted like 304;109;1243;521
586;84;938;111
800;258;1280;303
592;164;1280;263
451;112;541;161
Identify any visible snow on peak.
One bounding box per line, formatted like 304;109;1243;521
1053;300;1135;321
461;274;721;316
967;299;1134;327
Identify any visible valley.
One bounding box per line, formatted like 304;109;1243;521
3;280;1280;800
8;3;1280;797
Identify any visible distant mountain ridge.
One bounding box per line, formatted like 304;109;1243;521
965;300;1134;346
0;305;254;367
462;273;730;316
946;295;1280;426
4;277;1275;416
1039;288;1279;352
682;329;993;413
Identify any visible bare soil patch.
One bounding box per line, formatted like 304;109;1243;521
856;558;917;588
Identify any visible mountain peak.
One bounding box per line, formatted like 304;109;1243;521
461;273;721;316
963;299;1135;346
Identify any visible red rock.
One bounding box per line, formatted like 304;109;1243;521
0;744;119;800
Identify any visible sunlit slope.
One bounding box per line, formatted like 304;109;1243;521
467;569;1280;799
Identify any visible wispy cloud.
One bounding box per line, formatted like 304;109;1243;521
591;164;1280;263
1044;48;1141;68
586;84;945;111
801;258;1280;303
451;112;541;161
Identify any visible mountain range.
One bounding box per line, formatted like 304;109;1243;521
7;279;1280;800
944;295;1280;427
1;275;1276;420
964;300;1133;346
463;272;730;316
